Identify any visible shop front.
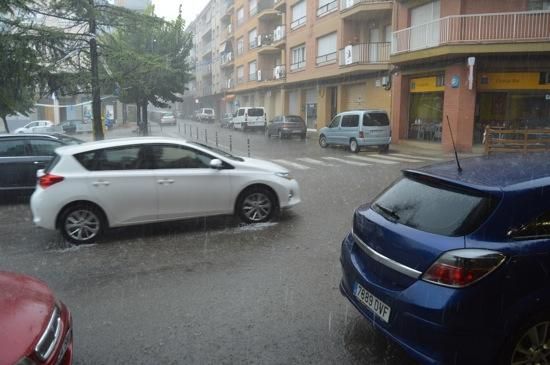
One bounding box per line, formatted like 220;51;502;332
407;75;444;142
475;72;550;144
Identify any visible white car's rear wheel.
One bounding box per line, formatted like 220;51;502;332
60;204;105;244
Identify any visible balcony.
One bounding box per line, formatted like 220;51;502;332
272;64;286;80
290;16;306;30
258;0;281;21
274;0;286;12
317;0;338;17
392;10;550;55
221;52;234;68
257;33;283;55
339;42;390;66
316;52;337;66
221;23;233;40
340;0;392;19
222;78;235;90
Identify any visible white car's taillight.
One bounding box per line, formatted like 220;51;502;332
422;249;506;288
39;173;64;188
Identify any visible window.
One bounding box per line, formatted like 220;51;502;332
153;145;213;169
237;65;244;83
509;211;550;240
248;61;257;81
363;112;390;127
237;7;244;25
290;44;306;71
328;115;341;128
248;28;257;49
0;140;27;157
341;115;359;127
237;37;244;55
249;0;258;16
291;0;306;30
316;32;337;65
29;139;62;156
317;0;337;17
528;0;550;10
75;146;145;171
371;176;498;236
247;108;264;116
238;108;245;116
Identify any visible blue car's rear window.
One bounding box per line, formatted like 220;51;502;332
372;176;498;236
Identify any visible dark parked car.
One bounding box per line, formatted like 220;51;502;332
340;153;550;365
266;115;306;139
59;120;78;134
0;133;83;195
0;271;73;365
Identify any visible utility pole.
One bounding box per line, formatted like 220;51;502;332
89;0;104;140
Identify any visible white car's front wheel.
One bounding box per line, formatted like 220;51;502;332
237;187;277;223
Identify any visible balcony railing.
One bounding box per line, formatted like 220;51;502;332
339;42;390;65
290;60;305;71
272;65;286;80
221;52;233;65
258;33;273;47
290;16;306;30
392;10;550;54
316;52;337;65
249;72;258;81
273;25;286;42
317;0;338;17
222;78;234;90
340;0;391;11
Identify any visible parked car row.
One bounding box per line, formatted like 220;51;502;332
194;108;216;123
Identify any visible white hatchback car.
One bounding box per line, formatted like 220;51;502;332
31;137;301;244
14;120;54;134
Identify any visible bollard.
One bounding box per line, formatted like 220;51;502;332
247;138;250;157
178;122;180;134
215;131;218;147
184;124;186;135
196;126;199;140
229;135;232;152
205;129;208;144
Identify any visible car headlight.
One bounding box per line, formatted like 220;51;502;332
275;172;293;180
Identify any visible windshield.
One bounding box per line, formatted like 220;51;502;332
372;177;498;236
189;142;244;161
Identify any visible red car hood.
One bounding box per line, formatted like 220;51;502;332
0;271;55;365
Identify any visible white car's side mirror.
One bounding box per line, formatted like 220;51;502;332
210;159;223;169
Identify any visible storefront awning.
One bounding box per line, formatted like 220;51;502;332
223;94;236;101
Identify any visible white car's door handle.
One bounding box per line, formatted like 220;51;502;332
157;179;175;184
93;180;110;186
166;179;174;184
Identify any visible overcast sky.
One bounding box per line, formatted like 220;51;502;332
152;0;207;28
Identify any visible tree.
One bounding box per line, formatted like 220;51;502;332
102;5;193;135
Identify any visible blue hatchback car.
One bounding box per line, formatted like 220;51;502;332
340;153;550;365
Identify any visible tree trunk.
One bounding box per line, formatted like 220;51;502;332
1;116;9;133
141;100;148;136
89;0;104;141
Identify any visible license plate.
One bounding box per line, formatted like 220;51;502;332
353;283;391;323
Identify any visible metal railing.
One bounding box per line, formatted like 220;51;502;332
340;0;391;11
338;42;390;65
259;33;274;46
290;60;306;71
272;64;286;79
317;0;338;17
273;25;286;42
249;72;258;81
316;52;337;65
392;10;550;54
221;52;233;65
290;16;306;30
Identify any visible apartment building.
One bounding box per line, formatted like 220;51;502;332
391;0;550;152
186;0;393;128
186;0;550;153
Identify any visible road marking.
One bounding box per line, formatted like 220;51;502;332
368;154;424;163
348;155;398;165
272;159;311;170
296;157;334;166
322;157;370;166
390;153;444;161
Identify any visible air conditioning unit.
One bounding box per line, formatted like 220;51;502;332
257;70;262;81
257;35;262;47
381;76;389;87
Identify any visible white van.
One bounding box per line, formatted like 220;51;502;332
231;107;267;131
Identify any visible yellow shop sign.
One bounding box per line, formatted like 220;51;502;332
477;72;550;91
409;76;445;93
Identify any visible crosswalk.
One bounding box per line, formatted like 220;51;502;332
270;153;444;171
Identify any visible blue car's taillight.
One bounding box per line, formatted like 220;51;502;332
422;249;506;288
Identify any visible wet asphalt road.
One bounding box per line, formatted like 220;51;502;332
0;121;443;364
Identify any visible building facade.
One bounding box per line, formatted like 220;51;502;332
185;0;550;152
